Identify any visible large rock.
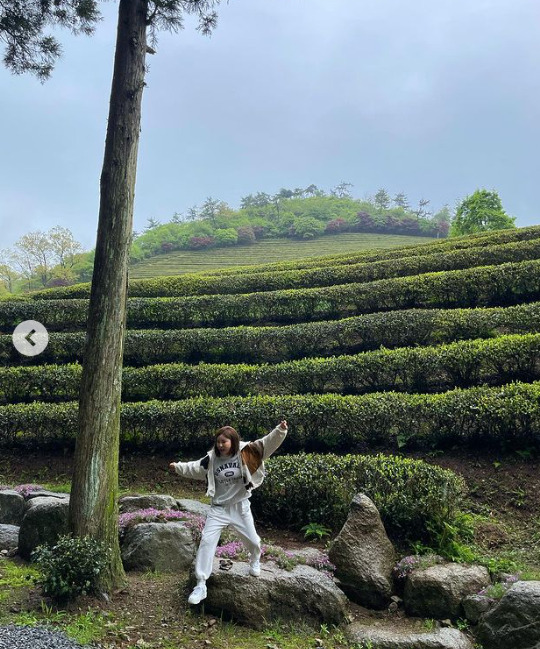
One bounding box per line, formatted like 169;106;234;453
121;522;196;572
195;558;348;629
18;496;69;560
119;494;178;514
328;493;395;609
0;490;25;525
462;594;494;623
25;491;69;501
346;621;474;649
475;581;540;649
0;524;19;551
404;563;490;619
176;499;210;517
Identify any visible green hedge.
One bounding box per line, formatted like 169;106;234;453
1;302;540;367
252;453;466;545
2;259;540;331
3;333;540;404
28;235;540;300
195;225;540;276
1;382;539;450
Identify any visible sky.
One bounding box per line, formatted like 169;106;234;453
1;0;539;252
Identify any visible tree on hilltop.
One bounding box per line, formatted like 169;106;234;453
450;189;515;236
373;187;391;212
413;197;432;219
1;0;222;591
393;192;410;210
331;181;353;199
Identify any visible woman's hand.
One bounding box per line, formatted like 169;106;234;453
279;419;288;430
169;462;176;473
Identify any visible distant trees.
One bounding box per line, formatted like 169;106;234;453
393;192;410;210
240;192;273;209
374;188;391;212
128;183;456;261
199;196;231;224
145;218;161;230
450;189;515;236
49;226;83;269
331;181;354;199
0;250;18;292
414;198;432;219
289;216;325;239
2;226;83;289
7;186;516;293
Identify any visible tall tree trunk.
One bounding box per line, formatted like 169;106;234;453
68;0;148;591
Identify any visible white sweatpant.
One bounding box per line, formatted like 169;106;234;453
194;499;261;582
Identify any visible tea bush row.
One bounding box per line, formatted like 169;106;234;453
193;224;540;277
2;333;539;404
1;382;539;451
2;259;540;331
1;302;539;367
28;235;540;300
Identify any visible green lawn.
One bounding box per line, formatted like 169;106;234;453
129;233;437;278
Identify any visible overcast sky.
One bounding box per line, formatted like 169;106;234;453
1;0;539;251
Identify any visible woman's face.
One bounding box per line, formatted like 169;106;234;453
216;434;233;457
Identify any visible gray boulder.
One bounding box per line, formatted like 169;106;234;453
18;496;70;560
121;522;196;572
25;491;69;501
290;547;328;562
0;524;19;551
404;563;490;619
328;493;395;609
462;594;495;623
176;499;210;517
0;490;25;525
346;621;474;649
475;581;540;649
195;558;348;629
119;494;178;513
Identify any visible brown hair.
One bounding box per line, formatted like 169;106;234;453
214;426;240;456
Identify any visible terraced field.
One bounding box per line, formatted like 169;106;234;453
129;232;437;278
1;225;540;456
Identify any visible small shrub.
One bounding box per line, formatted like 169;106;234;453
188;236;215;250
215;541;247;560
393;553;445;579
118;508;205;543
301;522;332;541
31;535;110;602
14;484;44;497
478;573;520;601
236;226;256;245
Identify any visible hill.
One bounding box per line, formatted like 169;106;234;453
129;232;437;278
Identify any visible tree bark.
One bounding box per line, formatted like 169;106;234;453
68;0;148;591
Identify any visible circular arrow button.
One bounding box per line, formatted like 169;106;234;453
12;320;49;357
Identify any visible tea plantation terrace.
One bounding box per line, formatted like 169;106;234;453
0;225;539;456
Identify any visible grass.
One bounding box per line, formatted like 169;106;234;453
0;561;38;605
129;233;436;278
0;566;352;649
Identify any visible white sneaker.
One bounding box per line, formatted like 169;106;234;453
188;582;207;605
249;557;261;577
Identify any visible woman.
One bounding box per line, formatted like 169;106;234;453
169;420;288;604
